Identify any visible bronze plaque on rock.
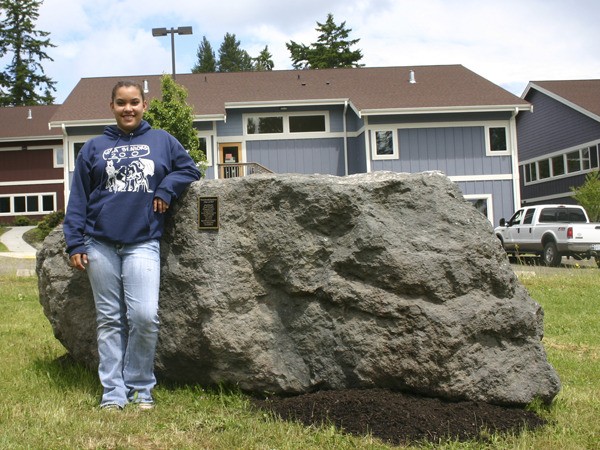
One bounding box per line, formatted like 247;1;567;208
198;196;219;230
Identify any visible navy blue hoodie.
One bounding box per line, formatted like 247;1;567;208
64;120;201;256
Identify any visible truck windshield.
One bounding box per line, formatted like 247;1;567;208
538;208;587;223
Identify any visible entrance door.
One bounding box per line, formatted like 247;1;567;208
219;143;242;178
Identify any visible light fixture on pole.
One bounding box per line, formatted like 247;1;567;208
151;26;193;79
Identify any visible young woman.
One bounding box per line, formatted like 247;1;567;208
63;80;201;410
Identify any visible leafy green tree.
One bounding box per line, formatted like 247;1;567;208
571;170;600;221
286;13;363;70
191;36;217;73
144;75;207;174
0;0;56;106
254;45;274;71
217;32;254;72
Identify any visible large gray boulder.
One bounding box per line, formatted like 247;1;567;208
37;172;560;405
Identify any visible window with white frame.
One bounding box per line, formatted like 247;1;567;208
370;128;398;160
465;194;493;222
0;193;56;215
485;124;510;155
197;134;213;166
53;147;64;168
523;144;599;185
69;138;93;171
244;112;328;136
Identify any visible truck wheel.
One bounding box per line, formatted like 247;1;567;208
543;242;562;267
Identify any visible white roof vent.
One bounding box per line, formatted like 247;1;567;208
27;109;32;119
143;79;149;94
409;70;416;84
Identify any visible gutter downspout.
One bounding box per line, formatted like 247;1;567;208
343;100;349;176
364;115;372;173
510;107;521;211
61;124;70;211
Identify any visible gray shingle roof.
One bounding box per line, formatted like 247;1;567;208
0;105;62;140
50;65;530;126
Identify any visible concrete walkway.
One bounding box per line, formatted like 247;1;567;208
0;226;37;259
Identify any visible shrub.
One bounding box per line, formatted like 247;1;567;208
14;216;33;226
37;210;65;239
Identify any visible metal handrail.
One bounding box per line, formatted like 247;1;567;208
217;162;273;179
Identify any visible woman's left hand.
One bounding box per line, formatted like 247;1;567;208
153;197;170;214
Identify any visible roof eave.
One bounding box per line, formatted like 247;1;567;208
192;114;227;122
224;98;352;109
359;104;532;117
0;135;62;143
49;119;116;129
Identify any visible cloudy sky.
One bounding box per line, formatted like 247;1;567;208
18;0;600;103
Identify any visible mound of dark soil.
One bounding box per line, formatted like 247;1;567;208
251;388;547;446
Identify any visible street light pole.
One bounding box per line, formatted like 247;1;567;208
151;26;193;80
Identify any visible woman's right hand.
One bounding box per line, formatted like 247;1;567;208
70;253;88;271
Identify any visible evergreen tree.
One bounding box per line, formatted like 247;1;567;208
286;13;363;70
0;0;56;106
217;33;254;72
145;75;207;175
191;36;217;73
254;45;274;71
571;170;600;222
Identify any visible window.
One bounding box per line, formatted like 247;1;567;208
538;159;551;179
244;112;328;137
42;195;54;211
566;150;581;173
376;131;394;155
0;193;56;216
522;142;600;185
14;197;26;213
524;162;537;182
552;155;565;176
508;209;525;226
539;207;587;223
289;115;326;133
53;147;64;168
523;209;535;225
247;116;283;134
464;194;493;222
582;147;591;170
0;197;10;213
371;129;398;160
489;127;507;151
469;198;488;217
69;138;94;171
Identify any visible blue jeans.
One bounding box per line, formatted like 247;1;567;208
85;237;160;407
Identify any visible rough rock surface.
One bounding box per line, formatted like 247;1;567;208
37;171;560;405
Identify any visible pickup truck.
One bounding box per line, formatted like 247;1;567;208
494;204;600;267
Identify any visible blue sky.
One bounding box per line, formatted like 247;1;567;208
19;0;600;103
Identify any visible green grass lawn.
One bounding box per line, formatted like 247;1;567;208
0;270;598;449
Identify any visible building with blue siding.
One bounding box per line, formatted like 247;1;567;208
41;65;530;226
517;80;600;207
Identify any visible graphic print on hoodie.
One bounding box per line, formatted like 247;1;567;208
104;145;155;193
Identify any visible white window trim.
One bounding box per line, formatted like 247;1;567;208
521;142;599;186
197;132;214;167
370;127;399;160
484;122;511;156
464;193;494;223
53;147;64;168
68;136;95;171
0;192;57;216
243;111;330;139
